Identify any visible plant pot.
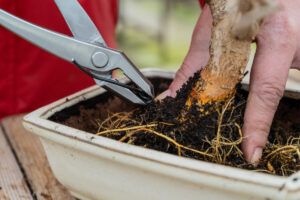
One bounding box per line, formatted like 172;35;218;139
23;68;300;200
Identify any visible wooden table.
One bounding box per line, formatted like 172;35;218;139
0;115;75;200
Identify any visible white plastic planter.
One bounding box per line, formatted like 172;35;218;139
23;69;300;200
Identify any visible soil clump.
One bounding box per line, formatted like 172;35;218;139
51;75;300;176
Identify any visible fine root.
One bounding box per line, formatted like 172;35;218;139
92;95;300;176
94;101;245;168
96;118;213;158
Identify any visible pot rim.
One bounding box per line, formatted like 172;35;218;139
23;68;300;194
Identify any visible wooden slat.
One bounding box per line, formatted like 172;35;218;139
0;124;33;200
1;115;75;200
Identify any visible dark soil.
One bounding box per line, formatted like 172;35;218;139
50;78;172;133
50;74;300;176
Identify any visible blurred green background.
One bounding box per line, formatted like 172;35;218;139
117;0;201;70
116;1;300;85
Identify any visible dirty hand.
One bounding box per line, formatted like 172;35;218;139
156;5;212;99
242;0;300;164
157;1;300;164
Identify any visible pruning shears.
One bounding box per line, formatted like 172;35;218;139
0;0;154;105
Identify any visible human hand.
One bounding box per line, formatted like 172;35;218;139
242;0;300;163
157;0;300;164
156;5;212;99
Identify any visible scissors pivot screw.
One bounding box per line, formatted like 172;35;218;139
0;0;154;105
92;52;109;68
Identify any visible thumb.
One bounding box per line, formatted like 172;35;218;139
156;5;212;100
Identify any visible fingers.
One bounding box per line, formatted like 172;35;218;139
156;5;212;100
242;11;297;163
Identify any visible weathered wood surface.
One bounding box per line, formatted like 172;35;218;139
0;124;33;200
1;115;75;200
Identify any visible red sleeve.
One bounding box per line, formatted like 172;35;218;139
199;0;205;7
0;0;118;119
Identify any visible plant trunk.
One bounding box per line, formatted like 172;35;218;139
187;0;277;106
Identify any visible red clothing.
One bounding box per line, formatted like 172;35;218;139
0;0;118;119
199;0;205;7
0;0;204;119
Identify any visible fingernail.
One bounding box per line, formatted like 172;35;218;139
155;89;171;101
250;148;263;166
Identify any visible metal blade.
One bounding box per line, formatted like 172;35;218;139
0;9;99;71
54;0;154;101
112;53;154;98
0;8;154;104
99;81;147;105
54;0;106;46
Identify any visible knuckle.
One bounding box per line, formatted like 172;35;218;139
175;66;189;82
244;120;270;141
251;79;284;110
243;116;270;144
246;132;268;148
243;119;270;150
175;63;194;81
258;12;297;49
